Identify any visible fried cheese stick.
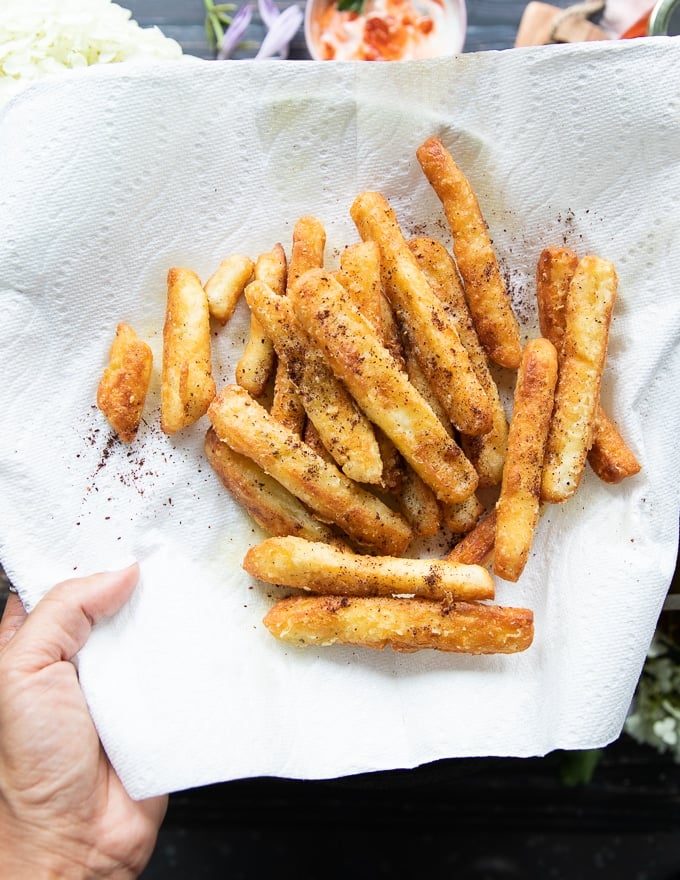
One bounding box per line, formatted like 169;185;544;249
204;428;346;547
536;246;641;485
235;243;286;397
494;338;558;582
208;384;412;556
290;268;480;505
270;216;327;436
245;279;384;485
446;508;497;566
204;253;254;325
263;595;534;654
96;322;153;443
350;190;493;437
161;267;216;435
416;135;522;370
409;236;509;488
540;255;618;502
244;536;495;601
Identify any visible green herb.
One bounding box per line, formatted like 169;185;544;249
204;0;237;53
337;0;365;12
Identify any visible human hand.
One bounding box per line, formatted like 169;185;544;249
0;566;168;879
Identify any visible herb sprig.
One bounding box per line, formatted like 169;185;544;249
204;0;237;52
337;0;365;12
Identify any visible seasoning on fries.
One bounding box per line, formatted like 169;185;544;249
263;595;534;654
536;246;640;486
290;268;480;504
98;135;639;660
494;337;558;582
160;267;216;435
350;190;494;437
409;235;509;487
416;135;522;370
204;427;347;547
207;384;413;557
235;243;286;398
96;322;153;443
245;278;384;485
243;535;495;601
540;255;619;502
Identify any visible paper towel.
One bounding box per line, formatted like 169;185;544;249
1;38;679;799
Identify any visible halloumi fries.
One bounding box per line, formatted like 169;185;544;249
587;407;642;484
409;236;509;487
540;255;619;502
290;268;480;504
208;384;413;556
244;536;495;601
494;338;558;582
245;279;384;485
161;267;216;435
350;190;493;437
446;509;497;566
235;243;286;397
269;216;327;433
336;240;385;335
263;595;534;654
96;322;153;443
204;253;254;325
536;246;641;486
99;136;640;660
416;135;522;371
204;428;346;546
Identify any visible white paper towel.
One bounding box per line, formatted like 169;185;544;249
1;39;679;799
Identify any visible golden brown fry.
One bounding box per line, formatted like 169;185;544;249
204;254;254;325
337;240;385;335
416;136;522;370
235;243;287;397
290;268;479;505
350;191;493;436
536;246;641;485
441;495;485;536
397;467;442;538
269;217;327;434
410;236;509;487
208;384;412;556
270;361;306;436
494;338;558;582
536;246;579;349
244;536;494;601
541;255;618;502
161;267;216;435
96;322;153;443
587;408;642;484
245;279;383;485
204;428;346;547
263;595;534;654
446;508;497;566
336;244;407;492
287;215;326;291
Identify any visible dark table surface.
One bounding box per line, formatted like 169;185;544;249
2;1;679;876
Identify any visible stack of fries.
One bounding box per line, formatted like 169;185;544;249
96;136;640;656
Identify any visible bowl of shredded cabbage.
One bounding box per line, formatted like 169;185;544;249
0;0;183;108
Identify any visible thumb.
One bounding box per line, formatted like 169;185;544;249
4;564;139;674
0;593;28;652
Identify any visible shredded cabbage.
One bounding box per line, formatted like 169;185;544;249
0;0;183;107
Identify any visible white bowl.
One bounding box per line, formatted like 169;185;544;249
304;0;467;61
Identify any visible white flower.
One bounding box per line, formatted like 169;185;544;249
625;633;680;762
0;0;182;107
